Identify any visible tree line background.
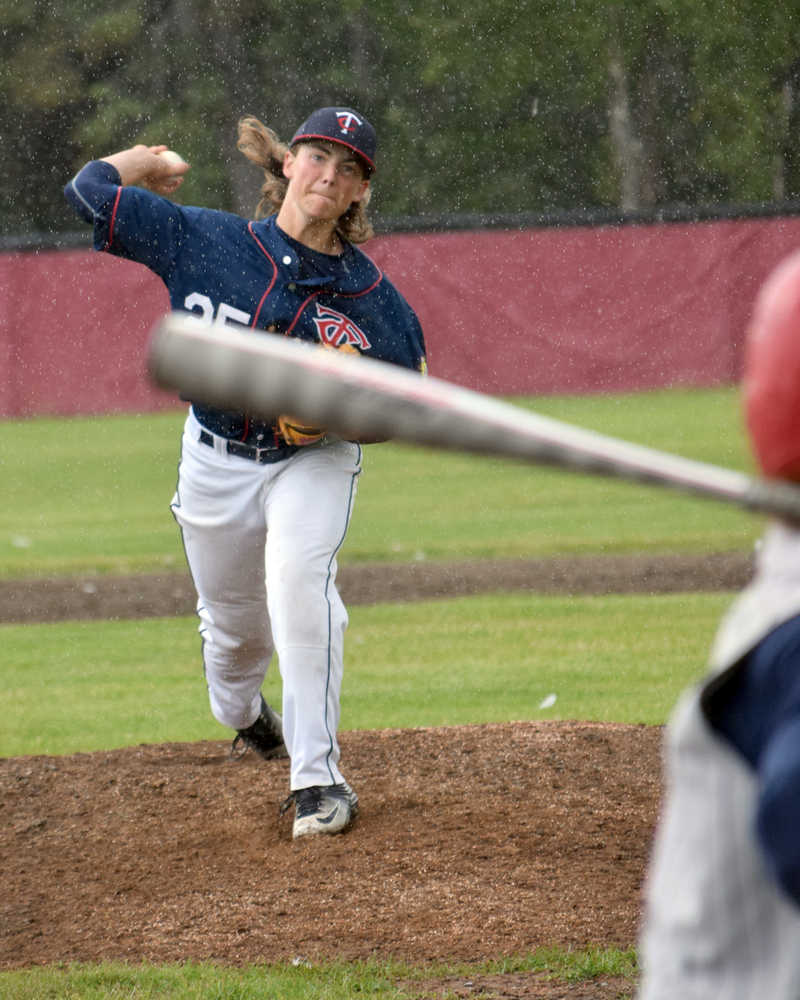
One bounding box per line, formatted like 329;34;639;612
3;0;800;240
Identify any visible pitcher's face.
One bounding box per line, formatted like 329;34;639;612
283;142;369;223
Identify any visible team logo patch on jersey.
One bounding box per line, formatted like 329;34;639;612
313;304;371;349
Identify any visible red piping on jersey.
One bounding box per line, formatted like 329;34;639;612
243;222;281;443
284;269;384;335
104;187;123;250
244;222;382;441
247;222;279;326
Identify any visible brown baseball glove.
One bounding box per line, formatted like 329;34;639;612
277;342;360;446
276;414;327;447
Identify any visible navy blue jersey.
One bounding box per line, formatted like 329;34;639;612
704;614;800;905
65;160;426;445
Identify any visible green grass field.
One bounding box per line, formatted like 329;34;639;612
0;386;759;998
0;386;762;578
3;591;732;757
0;948;638;999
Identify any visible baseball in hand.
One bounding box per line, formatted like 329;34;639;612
158;149;187;170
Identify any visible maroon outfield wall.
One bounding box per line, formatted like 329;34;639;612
3;214;800;418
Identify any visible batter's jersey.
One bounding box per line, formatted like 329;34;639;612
638;521;800;1000
65;160;427;448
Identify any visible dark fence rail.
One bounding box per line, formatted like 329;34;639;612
6;199;800;253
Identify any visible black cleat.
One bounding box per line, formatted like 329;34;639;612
231;696;288;760
281;781;359;838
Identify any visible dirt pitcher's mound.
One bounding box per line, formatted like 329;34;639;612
1;721;661;973
3;552;743;996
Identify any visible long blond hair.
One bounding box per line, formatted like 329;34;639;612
236;116;374;244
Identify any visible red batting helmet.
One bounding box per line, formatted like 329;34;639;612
744;248;800;481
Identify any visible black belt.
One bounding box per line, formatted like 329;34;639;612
198;429;292;464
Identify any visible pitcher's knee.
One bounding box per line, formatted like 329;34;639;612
205;629;271;659
198;602;269;655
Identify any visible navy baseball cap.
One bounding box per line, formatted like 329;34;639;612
291;107;377;176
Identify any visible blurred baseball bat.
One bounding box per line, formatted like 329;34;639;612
146;312;800;521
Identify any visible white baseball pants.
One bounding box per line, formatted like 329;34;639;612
171;411;362;790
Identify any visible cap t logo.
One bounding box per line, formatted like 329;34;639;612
336;111;363;135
